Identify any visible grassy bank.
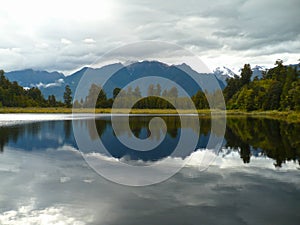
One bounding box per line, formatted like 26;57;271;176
0;107;300;123
0;107;207;114
225;110;300;123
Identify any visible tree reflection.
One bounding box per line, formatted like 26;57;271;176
64;120;72;139
0;124;37;152
0;117;299;168
86;119;108;140
225;117;300;167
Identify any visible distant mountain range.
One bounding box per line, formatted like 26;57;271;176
4;61;221;101
4;61;279;101
212;65;267;84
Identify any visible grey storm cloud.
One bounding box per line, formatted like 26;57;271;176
0;0;299;73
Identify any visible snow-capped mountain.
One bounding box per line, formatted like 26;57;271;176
213;66;237;85
214;66;237;78
251;65;267;80
213;65;268;85
230;67;242;76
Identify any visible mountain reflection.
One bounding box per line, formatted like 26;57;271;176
0;116;299;167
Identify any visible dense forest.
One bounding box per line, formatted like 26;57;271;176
0;70;70;108
224;60;300;111
0;61;299;111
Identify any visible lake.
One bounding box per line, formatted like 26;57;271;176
0;114;299;225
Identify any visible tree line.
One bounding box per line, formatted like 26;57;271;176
0;70;73;108
224;60;300;111
1;60;299;111
74;83;190;109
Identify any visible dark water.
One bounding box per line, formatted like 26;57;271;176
0;115;299;225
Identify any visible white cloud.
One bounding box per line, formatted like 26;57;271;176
0;144;299;225
36;78;64;89
83;38;96;44
0;0;299;73
0;204;90;225
61;38;72;45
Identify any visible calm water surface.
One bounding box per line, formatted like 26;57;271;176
0;114;299;225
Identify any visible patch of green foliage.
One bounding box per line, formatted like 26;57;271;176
224;61;300;111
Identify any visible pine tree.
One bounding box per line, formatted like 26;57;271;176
127;86;133;97
240;64;252;86
168;87;178;98
113;87;121;99
147;84;155;96
96;86;107;108
280;67;296;110
48;95;57;107
154;84;161;96
133;86;141;98
85;84;99;107
63;85;72;108
192;91;208;109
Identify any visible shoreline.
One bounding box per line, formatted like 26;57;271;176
0;107;299;123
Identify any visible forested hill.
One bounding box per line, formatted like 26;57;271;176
0;70;65;107
224;61;300;111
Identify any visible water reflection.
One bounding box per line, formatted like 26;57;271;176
0;120;75;152
0;116;300;167
0;115;299;225
225;117;300;167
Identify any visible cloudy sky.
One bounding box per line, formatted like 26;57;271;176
0;0;299;74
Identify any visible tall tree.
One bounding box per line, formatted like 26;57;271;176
262;81;282;110
288;80;300;110
154;84;161;96
96;86;108;108
280;67;297;110
240;64;252;86
63;85;72;108
162;89;168;97
85;84;100;107
133;86;141;98
113;87;121;99
275;59;283;67
223;78;240;103
168;86;178;98
192;90;209;109
147;84;155;96
27;87;45;105
127;86;133;97
48;95;57;107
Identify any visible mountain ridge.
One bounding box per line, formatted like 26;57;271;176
4;61;277;100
